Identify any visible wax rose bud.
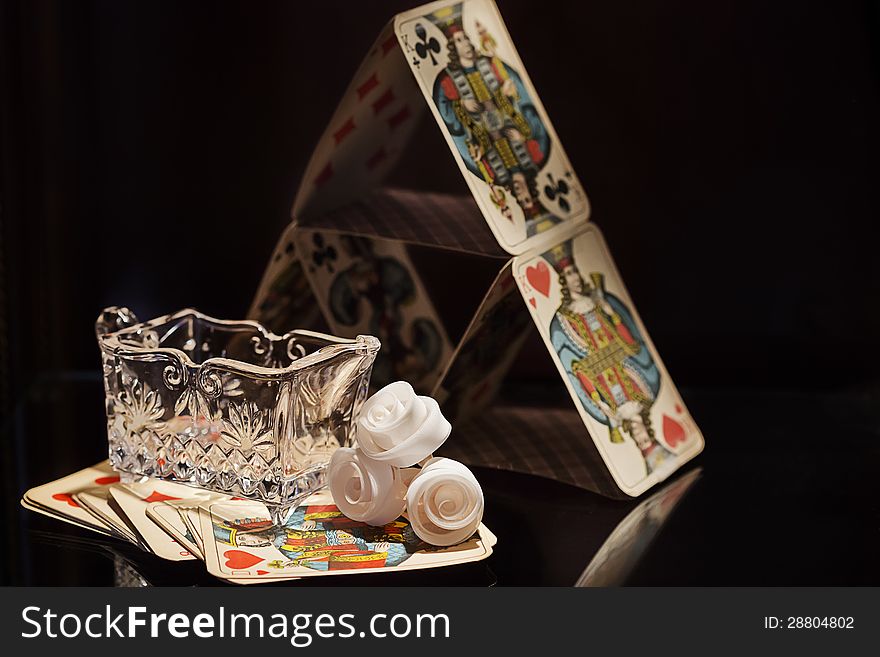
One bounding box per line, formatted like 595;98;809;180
328;447;407;526
406;457;484;547
356;381;451;467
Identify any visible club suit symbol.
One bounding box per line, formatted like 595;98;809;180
309;233;338;274
414;23;441;65
544;173;570;213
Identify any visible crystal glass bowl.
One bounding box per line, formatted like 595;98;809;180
95;307;380;521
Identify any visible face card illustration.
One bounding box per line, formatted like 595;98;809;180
180;498;292;584
395;0;589;255
296;229;453;393
293;25;424;222
199;490;491;582
514;224;704;496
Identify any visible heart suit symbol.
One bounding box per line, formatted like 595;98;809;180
526;261;551;297
144;491;182;503
52;493;79;508
662;414;687;448
224;550;264;570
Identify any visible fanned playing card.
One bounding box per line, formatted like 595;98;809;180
23;461;123;536
73;488;140;544
21;463;494;583
146;502;204;560
110;487;199;561
112;479;236;561
199;490;492;583
20;496;114;536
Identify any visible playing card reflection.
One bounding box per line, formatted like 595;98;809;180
576;468;702;586
213;503;426;572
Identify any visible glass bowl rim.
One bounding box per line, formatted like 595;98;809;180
97;307;380;380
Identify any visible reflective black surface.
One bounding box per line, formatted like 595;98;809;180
6;375;879;586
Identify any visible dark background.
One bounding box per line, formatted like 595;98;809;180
1;0;878;585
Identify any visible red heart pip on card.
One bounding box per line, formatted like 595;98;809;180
662;414;686;448
224;550;264;570
526;261;551;297
143;491;182;503
52;493;79;508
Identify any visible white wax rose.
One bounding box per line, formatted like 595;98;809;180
357;381;451;467
327;447;406;526
405;457;484;547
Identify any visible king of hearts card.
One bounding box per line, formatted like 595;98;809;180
250;0;704;499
